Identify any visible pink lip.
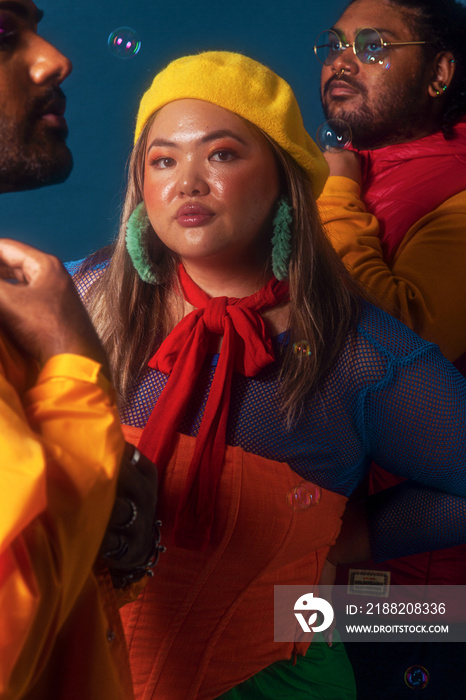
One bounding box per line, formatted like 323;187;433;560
40;113;68;130
37;98;67;130
176;203;214;227
327;80;359;98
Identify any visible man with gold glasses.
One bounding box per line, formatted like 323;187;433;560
314;26;428;73
315;0;466;698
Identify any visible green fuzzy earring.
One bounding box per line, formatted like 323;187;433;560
125;201;158;284
271;197;293;280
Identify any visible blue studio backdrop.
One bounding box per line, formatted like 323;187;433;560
2;0;349;261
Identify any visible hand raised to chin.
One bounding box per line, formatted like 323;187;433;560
0;239;108;373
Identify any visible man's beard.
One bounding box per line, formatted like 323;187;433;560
321;73;431;150
0;88;73;193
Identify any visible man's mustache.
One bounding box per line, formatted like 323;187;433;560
322;75;368;99
31;86;67;119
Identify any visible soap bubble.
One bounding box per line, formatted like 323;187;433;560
287;482;322;510
316;119;352;153
363;53;391;74
404;665;429;690
293;340;312;357
108;27;141;59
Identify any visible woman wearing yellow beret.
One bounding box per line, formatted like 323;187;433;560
68;51;466;699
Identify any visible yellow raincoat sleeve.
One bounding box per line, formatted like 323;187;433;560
0;342;127;698
318;176;466;362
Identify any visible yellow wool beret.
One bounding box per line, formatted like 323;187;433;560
134;51;328;199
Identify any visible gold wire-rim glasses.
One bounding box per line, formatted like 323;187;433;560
314;27;428;67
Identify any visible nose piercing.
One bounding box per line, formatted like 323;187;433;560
332;67;347;77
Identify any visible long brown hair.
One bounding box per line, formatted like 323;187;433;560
81;113;364;425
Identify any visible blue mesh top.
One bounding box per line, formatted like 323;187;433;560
67;258;466;562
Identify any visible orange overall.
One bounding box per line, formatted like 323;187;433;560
121;428;347;700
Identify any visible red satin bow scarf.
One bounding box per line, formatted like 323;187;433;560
138;264;289;549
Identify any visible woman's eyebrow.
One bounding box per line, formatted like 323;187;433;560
147;130;247;151
147;138;179;150
200;129;247;146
